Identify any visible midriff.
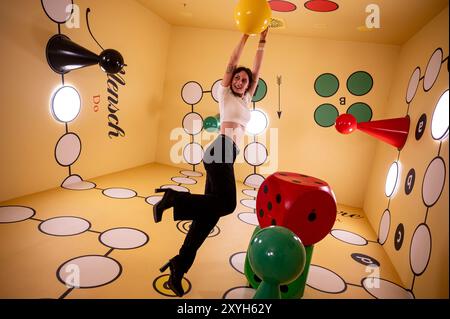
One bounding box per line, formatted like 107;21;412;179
220;121;245;146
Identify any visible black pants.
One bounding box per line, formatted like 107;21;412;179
173;134;239;273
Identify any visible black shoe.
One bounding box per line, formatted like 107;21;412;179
160;257;185;297
153;188;178;223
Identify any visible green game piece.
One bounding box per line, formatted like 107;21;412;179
296;245;314;298
248;226;306;299
347;71;373;96
203;116;220;132
347;102;373;123
245;227;314;299
314;104;339;127
314;73;339;97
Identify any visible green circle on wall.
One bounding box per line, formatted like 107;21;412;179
347;71;373;96
314;104;339;127
252;78;267;102
314;73;339;97
347;103;373;123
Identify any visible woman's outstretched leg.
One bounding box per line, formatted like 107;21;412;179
177;215;221;274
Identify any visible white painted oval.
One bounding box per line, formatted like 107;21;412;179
244;142;268;166
39;216;90;236
406;67;420;103
181;81;203;105
102;188;137;199
182;112;203;135
238;212;259;226
100;228;148;250
55;133;81;166
183;143;204;165
42;0;73;23
422;157;446;207
172;176;197;185
307;265;346;293
0;206;35;223
431;90;449;140
410;224;431;275
423;48;443;91
244;174;265;188
331;229;368;246
378;209;391;245
58;255;121;288
362;277;414;299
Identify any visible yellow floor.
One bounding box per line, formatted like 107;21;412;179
0;163;406;299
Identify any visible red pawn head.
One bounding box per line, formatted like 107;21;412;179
335;114;357;134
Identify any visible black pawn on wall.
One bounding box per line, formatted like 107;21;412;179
46;34;124;75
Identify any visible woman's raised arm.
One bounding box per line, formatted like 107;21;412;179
222;34;250;87
248;28;268;97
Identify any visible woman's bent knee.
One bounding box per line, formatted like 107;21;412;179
222;199;237;216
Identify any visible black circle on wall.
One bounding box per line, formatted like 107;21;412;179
351;253;380;267
404;169;416;195
394;223;405;251
415;114;427;141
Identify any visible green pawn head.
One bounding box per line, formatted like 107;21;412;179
248;226;306;285
204;116;220;132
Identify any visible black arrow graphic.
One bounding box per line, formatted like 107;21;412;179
277;75;282;119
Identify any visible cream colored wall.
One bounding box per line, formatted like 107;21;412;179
156;27;400;208
0;0;170;202
363;8;449;298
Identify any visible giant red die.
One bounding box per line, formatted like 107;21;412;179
256;172;337;246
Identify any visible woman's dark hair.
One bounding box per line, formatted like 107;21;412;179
231;66;254;94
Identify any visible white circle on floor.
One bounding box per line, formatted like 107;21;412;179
406;67;421;103
238;212;259;226
410;224;431;276
176;221;220;237
42;0;74;23
242;189;258;197
331;229;368;246
159;185;190;192
431;90;449;140
100;228;149;250
223;287;255;299
424;48;443;91
102;188;137;199
244;142;268;166
172;177;197;185
0;206;35;223
145;195;163;205
39;216;90;236
181;81;203;105
378;209;391;245
61;175;95;190
306;265;346;293
362;277;414;299
55;133;81;166
180;170;203;177
422;157;446;207
182;112;203;135
183;143;204;165
241;199;256;210
58;255;121;288
244;174;265;188
230;252;246;274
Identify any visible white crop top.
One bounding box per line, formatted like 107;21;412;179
217;83;252;127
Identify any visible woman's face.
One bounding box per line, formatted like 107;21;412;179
231;71;250;96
